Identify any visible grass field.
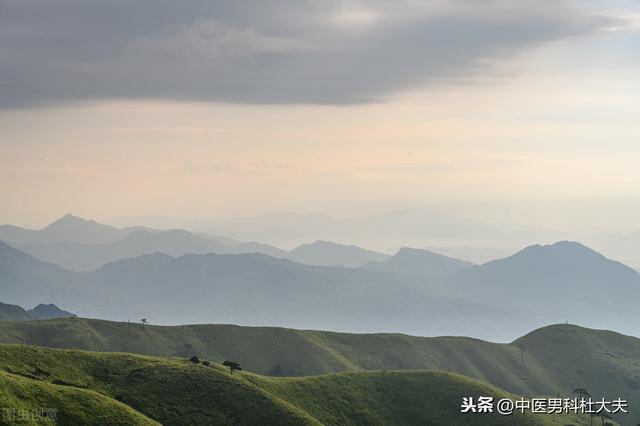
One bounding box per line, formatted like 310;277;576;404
0;344;598;425
0;318;637;413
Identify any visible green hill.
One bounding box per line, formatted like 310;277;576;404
0;344;594;425
0;319;635;424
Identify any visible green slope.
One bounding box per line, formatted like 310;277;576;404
0;319;636;423
0;369;158;426
0;345;316;426
0;344;593;426
251;371;593;426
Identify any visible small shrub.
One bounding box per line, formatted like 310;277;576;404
222;360;242;374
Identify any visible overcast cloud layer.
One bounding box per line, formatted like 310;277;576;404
0;0;610;107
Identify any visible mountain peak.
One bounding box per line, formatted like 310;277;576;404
309;240;345;247
45;213;92;229
36;214;124;244
362;247;473;277
287;240;388;267
513;241;604;261
28;303;76;319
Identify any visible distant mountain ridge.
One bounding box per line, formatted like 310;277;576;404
0;213;128;245
88;250;527;338
441;241;640;334
361;247;473;278
4;215;288;271
0;302;33;321
28;303;76;320
6;215;384;270
4;235;640;340
0;300;74;321
0;240;533;340
287;240;389;267
0;240;92;310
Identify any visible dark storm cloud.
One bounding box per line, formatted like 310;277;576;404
0;0;609;107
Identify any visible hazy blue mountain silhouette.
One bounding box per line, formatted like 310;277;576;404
206;209;567;253
286;240;389;267
361;247;473;278
28;303;76;320
0;241;94;312
443;241;640;335
0;300;75;321
0;301;33;321
16;229;233;271
4;235;640;341
87;251;530;339
9;215;287;271
0;213;128;245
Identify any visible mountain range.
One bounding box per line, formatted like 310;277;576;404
0;213;131;244
203;210;640;267
0;301;74;321
0;239;526;340
4;215;389;271
2;231;639;340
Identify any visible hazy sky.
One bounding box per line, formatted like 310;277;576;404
1;0;639;232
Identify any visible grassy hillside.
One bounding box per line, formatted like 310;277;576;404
0;345;315;426
0;319;635;424
0;369;158;425
251;371;593;426
0;344;593;426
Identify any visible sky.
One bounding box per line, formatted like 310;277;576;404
1;0;639;233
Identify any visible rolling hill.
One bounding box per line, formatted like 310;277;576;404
361;247;473;278
0;318;634;423
0;343;594;425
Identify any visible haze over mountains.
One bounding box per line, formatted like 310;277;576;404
0;213;131;245
0;241;529;340
1;213;640;341
6;213;640;269
111;210;640;267
4;215;388;271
